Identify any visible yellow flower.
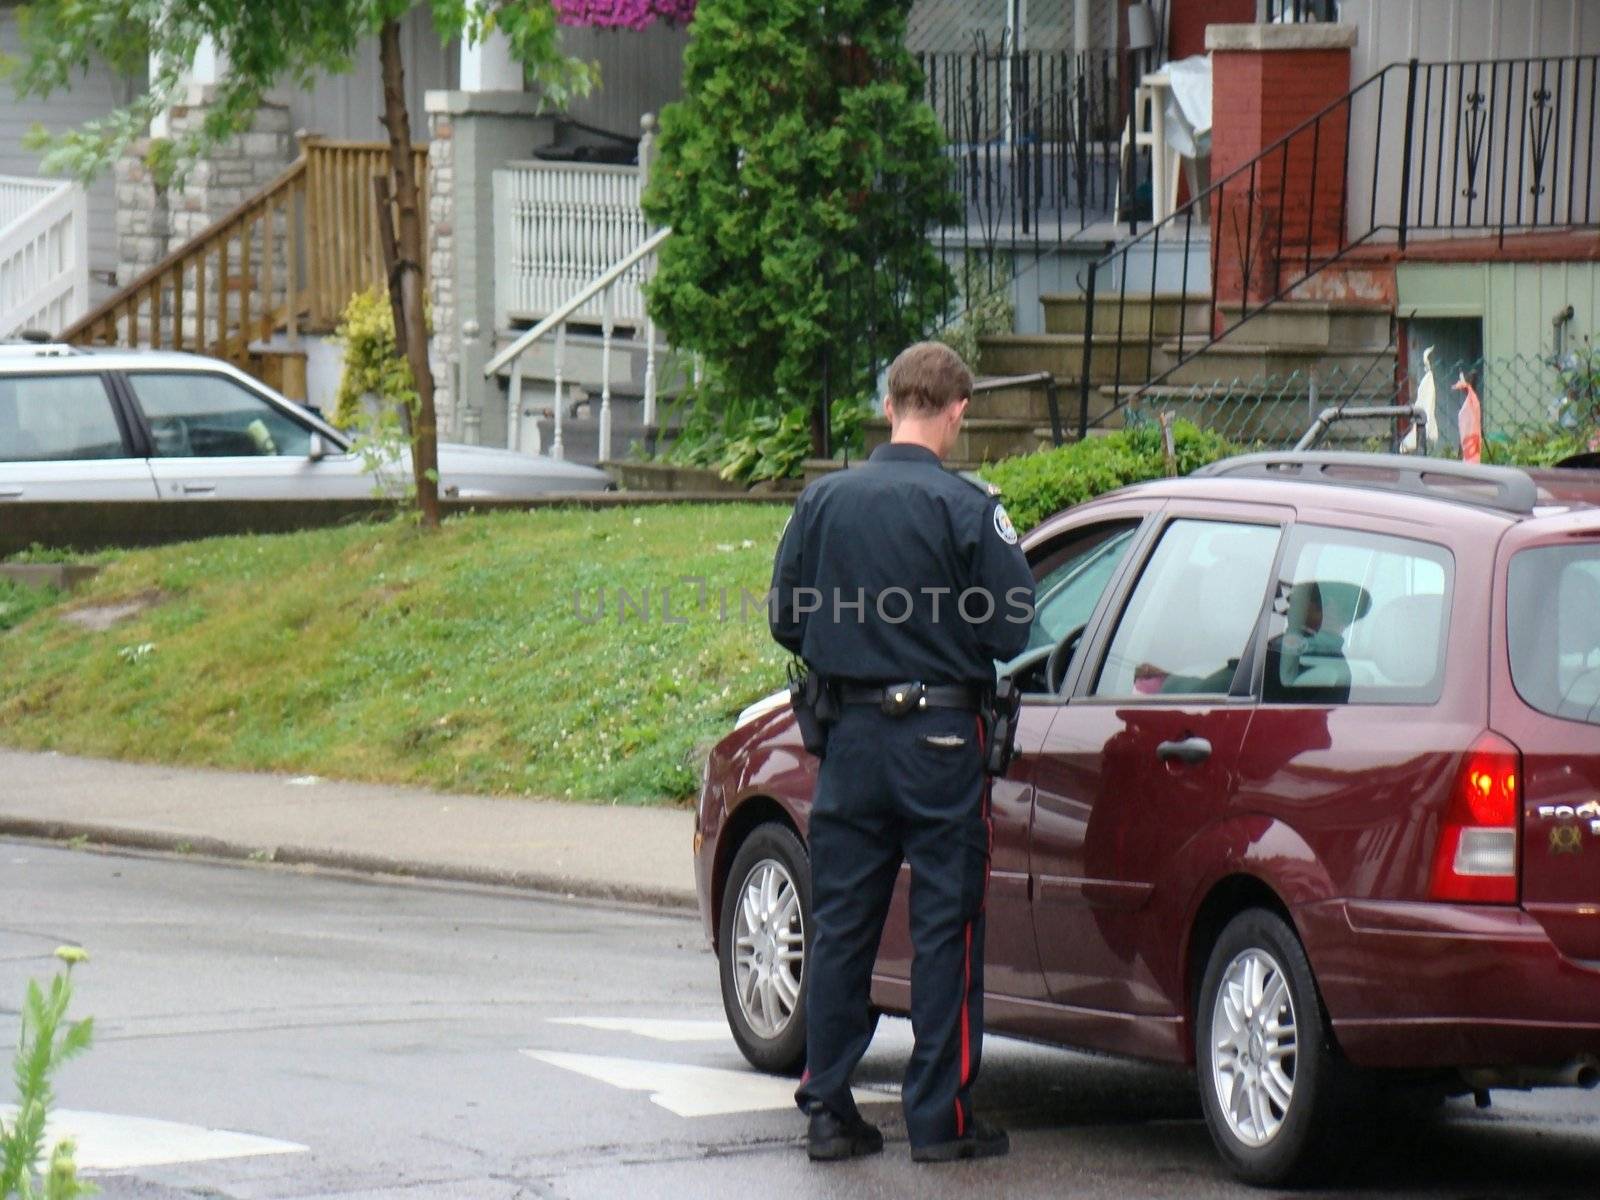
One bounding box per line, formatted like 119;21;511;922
54;945;89;965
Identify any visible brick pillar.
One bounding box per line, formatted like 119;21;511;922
1206;23;1356;312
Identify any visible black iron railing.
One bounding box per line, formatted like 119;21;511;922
1079;53;1600;437
919;47;1122;243
1261;0;1340;21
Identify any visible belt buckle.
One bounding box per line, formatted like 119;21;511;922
881;682;925;717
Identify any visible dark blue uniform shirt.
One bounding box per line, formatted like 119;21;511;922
769;442;1036;687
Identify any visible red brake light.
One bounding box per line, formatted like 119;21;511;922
1429;732;1520;905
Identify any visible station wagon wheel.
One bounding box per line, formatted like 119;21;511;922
1196;909;1351;1186
718;823;810;1075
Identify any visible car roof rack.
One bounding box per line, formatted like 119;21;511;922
0;340;84;358
1195;451;1538;516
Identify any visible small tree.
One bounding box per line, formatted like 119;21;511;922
7;0;592;529
642;0;956;460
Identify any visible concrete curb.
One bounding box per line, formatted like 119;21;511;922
0;815;699;913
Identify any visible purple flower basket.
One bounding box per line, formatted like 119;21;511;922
551;0;697;31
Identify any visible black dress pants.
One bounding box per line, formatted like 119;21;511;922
793;703;990;1148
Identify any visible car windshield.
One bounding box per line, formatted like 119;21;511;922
1508;543;1600;725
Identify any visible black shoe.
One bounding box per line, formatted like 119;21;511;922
910;1119;1010;1163
807;1107;885;1161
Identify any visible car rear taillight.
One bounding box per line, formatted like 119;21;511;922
1429;732;1521;904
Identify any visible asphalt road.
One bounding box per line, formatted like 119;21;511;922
3;841;1598;1199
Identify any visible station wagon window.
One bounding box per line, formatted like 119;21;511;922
0;374;125;462
1262;527;1452;706
127;372;312;458
1094;519;1281;698
1508;545;1600;725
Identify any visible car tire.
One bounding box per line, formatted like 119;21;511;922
1196;908;1352;1187
718;823;810;1075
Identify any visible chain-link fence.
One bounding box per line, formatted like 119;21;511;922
1116;349;1600;459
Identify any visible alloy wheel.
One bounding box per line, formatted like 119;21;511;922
1209;947;1299;1147
731;858;805;1039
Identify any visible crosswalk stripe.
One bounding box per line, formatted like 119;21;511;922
524;1051;896;1118
0;1107;307;1171
546;1016;732;1042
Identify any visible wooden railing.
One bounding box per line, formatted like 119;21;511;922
63;136;427;388
0;176;89;339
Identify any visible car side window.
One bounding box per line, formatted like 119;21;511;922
0;374;126;462
127;372;312;458
1022;522;1140;654
1262;526;1453;706
1094;519;1281;698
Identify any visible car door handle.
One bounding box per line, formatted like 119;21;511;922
179;483;216;495
1157;736;1212;765
0;488;22;499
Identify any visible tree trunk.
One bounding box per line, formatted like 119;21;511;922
377;19;440;529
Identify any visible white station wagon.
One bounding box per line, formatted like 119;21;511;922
0;345;610;501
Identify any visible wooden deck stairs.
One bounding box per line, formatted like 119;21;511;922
62;136;427;402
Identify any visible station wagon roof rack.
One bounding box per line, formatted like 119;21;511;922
0;340;85;358
1195;451;1539;516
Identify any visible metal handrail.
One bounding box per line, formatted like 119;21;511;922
483;226;669;378
1079;51;1600;437
484;225;670;463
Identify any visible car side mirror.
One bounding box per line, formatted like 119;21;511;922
308;432;327;462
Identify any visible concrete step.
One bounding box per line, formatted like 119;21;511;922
802;456;998;484
1042;292;1211;337
863;417;1042;464
980;333;1157;384
1153;340;1397;388
970;374;1069;423
1214;301;1393;351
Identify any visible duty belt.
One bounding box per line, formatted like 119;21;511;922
837;682;984;716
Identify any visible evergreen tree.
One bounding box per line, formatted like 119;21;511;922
643;0;957;458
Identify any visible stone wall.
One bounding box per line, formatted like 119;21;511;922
114;95;294;291
427;107;458;440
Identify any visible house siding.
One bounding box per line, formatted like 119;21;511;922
559;24;693;141
1397;260;1600;361
1338;0;1600;242
279;9;458;142
0;5;145;303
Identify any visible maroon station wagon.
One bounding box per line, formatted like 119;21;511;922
693;451;1600;1185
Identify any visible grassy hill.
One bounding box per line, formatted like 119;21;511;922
0;506;790;804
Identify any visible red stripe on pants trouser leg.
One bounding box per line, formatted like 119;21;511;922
954;715;993;1139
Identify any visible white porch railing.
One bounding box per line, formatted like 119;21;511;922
493;159;653;329
0;177;90;339
484;227;670;463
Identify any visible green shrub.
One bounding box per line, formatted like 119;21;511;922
934;254;1014;373
979;422;1236;533
642;0;957;457
1481;428;1589;467
1;948;95;1200
332;286;419;432
669;396;870;482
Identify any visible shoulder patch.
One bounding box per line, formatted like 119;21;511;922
992;503;1019;545
954;469;1002;498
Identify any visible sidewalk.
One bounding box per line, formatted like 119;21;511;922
0;749;697;911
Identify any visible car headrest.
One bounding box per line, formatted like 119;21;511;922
1365;593;1445;687
1559;568;1600;653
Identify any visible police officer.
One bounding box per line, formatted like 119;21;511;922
769;341;1035;1163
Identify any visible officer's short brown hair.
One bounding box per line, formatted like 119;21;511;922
886;342;973;415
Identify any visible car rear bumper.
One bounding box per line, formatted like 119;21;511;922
1297;899;1600;1069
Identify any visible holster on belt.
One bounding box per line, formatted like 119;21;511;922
787;661;837;758
981;677;1022;777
